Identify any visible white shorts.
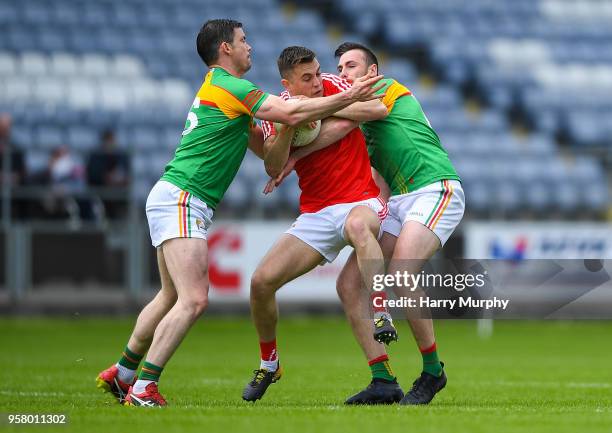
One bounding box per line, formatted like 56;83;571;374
286;196;388;263
382;180;464;246
145;180;213;248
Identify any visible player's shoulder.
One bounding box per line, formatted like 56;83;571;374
321;73;351;91
279;90;291;100
210;67;259;93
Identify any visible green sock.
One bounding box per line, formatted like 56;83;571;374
138;361;164;382
368;355;396;381
118;346;144;370
421;342;443;377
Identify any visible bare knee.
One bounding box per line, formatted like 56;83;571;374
180;288;209;319
250;267;280;301
344;216;374;248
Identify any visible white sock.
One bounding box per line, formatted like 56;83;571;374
132;379;155;395
115;363;137;384
260;358;279;372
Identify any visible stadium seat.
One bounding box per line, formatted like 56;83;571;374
22;2;52;26
110;55;146;78
38;27;68;52
0;53;17;75
0;3;18;25
67;127;99;152
34;125;65;150
130;127;163;150
51;2;81;26
20;52;49;77
3;76;31;103
50;52;79;76
81;54;111;77
67;80;97;110
33;77;66;106
99;80;130;111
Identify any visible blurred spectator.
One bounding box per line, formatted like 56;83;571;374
37;145;93;221
86;130;130;219
87;130;130;187
49;145;85;187
0;113;27;219
0;113;26;187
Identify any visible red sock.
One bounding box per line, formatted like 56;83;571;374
368;354;389;366
371;291;388;313
420;342;437;354
259;339;278;361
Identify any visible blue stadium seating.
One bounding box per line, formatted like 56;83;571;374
0;0;609;218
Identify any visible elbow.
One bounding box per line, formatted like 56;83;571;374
264;161;281;178
371;106;389;120
335;118;358;132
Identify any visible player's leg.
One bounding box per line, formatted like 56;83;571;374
343;205;385;294
389;221;440;351
390;180;465;405
389;221;445;405
96;248;178;404
243;234;324;401
126;237;209;407
127;248;178;353
342;203;398;344
338;232;403;404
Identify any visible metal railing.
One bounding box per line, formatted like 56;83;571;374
1;171;148;302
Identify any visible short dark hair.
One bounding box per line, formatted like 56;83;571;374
277;46;316;79
334;42;379;69
196;19;243;66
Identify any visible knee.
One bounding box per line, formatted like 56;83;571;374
344;216;373;247
250;268;279;300
182;290;209;318
191;295;209;318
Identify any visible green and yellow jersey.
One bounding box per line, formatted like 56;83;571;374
361;78;460;196
161;67;269;209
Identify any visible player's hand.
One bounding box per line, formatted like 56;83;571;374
263;178;277;194
307;121;318;130
347;72;386;102
262;157;296;194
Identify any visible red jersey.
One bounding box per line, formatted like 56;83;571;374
261;73;380;214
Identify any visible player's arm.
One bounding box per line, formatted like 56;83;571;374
254;73;385;126
372;167;391;201
247;124;265;160
292;117;358;162
333;99;388;121
263;124;296;178
261;118;358;192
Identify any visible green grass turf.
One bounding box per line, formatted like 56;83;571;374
0;317;611;433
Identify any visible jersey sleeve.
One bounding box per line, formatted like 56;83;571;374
222;76;270;117
378;79;411;112
321;73;352;96
261;119;277;141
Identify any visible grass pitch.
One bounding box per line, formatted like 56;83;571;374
0;317;611;433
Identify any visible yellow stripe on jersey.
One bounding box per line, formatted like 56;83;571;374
195;71;252;119
381;80;412;113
